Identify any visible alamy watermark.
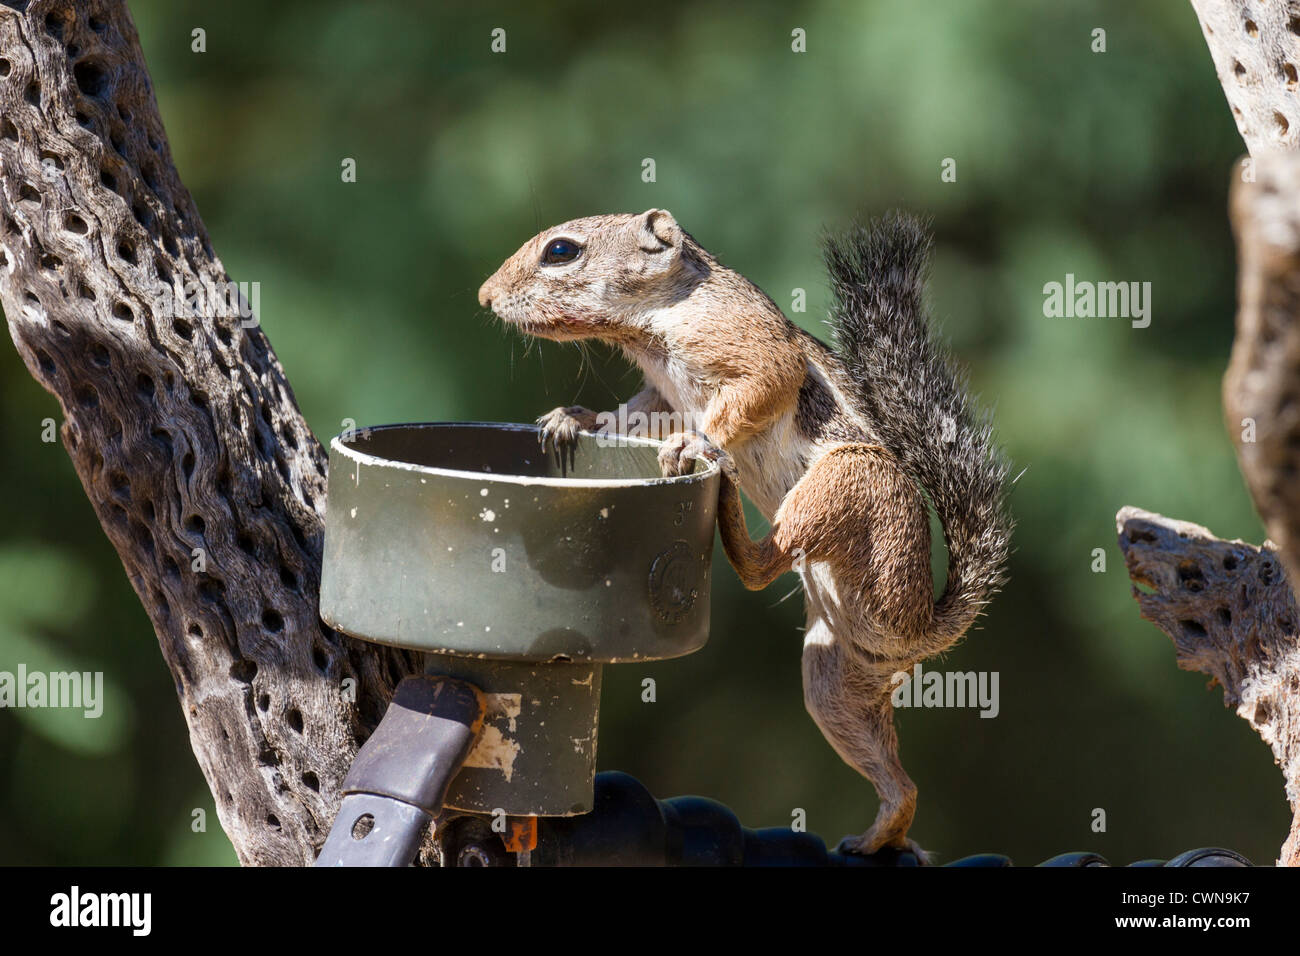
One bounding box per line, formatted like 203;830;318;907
891;662;999;718
149;272;260;327
591;405;703;446
0;665;103;718
1042;273;1150;328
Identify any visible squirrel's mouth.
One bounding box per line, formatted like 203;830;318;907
506;313;599;343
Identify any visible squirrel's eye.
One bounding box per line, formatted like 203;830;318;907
542;238;582;265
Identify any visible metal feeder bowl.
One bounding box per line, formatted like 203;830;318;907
319;422;720;817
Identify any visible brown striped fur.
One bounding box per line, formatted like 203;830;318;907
480;209;1001;857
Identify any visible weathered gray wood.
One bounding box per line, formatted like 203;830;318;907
0;1;423;865
1225;151;1300;597
1117;508;1300;865
1189;0;1300;155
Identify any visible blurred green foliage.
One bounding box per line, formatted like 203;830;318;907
0;0;1289;866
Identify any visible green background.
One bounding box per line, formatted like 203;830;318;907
1;0;1288;866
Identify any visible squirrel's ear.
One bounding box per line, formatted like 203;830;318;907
638;209;681;253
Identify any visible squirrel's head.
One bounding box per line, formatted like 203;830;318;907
478;209;701;343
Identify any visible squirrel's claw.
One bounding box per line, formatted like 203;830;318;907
536;405;594;475
657;429;729;479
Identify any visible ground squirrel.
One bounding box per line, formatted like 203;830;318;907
478;209;1012;858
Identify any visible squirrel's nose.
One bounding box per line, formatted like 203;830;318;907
477;278;496;310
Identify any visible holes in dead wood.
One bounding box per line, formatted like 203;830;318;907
281;425;299;451
73;59;107;98
18;182;39;204
108;470;129;499
1181;619;1207;639
88;343;110;367
1281;614;1297;633
35;349;55;375
64;213;88;235
131;519;155;556
262;608;284;633
1217;607;1232;627
301;771;319;792
131;202;151;229
148;135;160;153
1121;526;1153;544
185;514;205;535
99;168;116;192
135;372;155;400
1287;64;1299;89
259;749;280;767
1178;561;1206;591
44;10;66;38
286;708;303;734
1233;59;1246;78
229;658;257;683
110;301;132;323
266;814;281;832
0;58;9;76
162;232;179;257
182;451;195;479
109;128;124;156
1276;112;1292;137
151;428;173;457
116;239;137;265
1293;17;1300;36
88;14;107;33
108;503;127;525
65;44;80;58
163;555;180;581
187;623;203;640
152;588;169;620
141;161;160;191
216;325;232;347
172;317;193;340
39;252;61;271
1223;553;1238;571
75;111;91;128
74;384;98;409
117;103;131;123
24;80;39;106
1260;561;1276;584
0;117;16;141
257;692;270;712
279;564;298;590
189;388;209;411
312;644;330;673
77;281;95;301
216;467;232;497
236;531;256;556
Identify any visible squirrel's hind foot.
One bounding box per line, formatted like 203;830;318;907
837;832;932;866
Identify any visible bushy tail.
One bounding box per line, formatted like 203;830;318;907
823;211;1012;651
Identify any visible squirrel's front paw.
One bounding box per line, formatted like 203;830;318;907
657;430;729;478
536;406;596;456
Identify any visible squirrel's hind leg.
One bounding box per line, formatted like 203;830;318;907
802;629;925;860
